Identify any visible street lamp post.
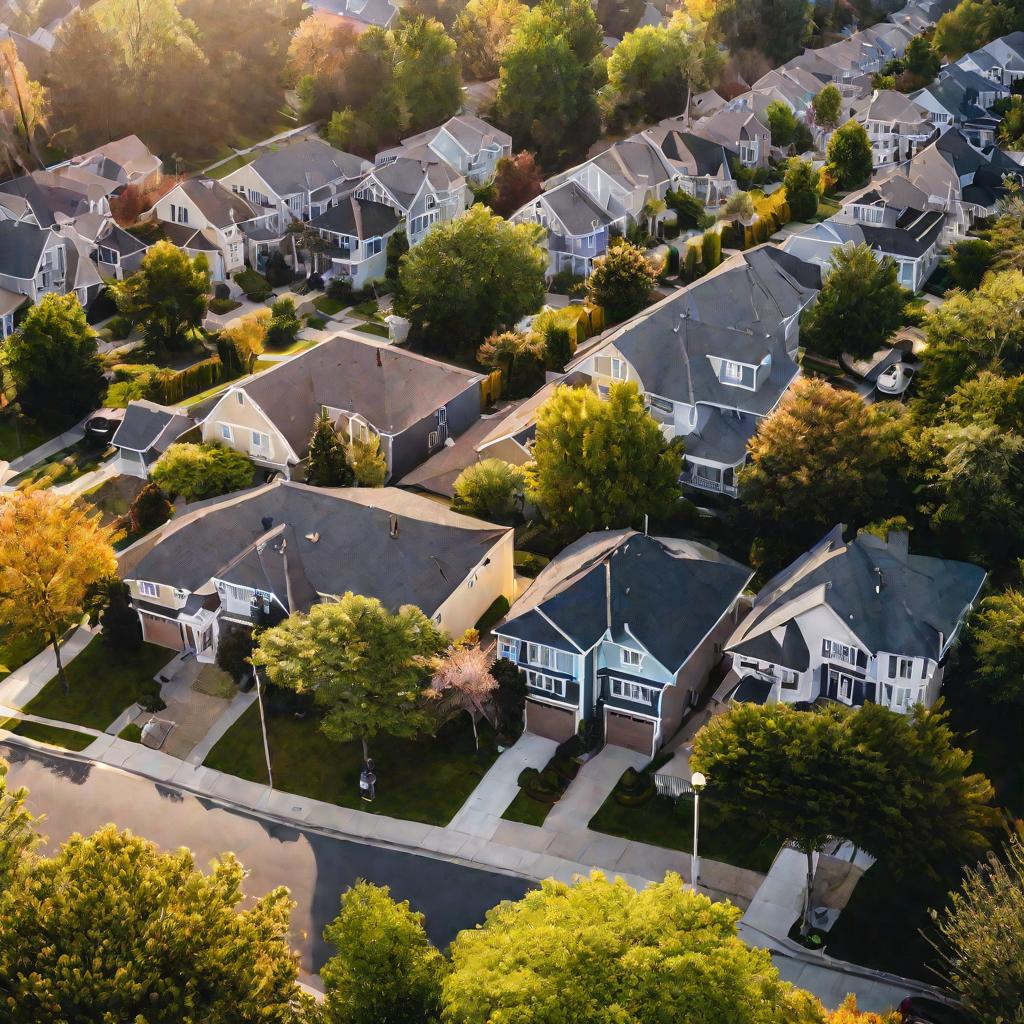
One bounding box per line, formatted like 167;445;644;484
691;771;707;891
254;667;273;791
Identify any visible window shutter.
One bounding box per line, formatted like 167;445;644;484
921;659;927;679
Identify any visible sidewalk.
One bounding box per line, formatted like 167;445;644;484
0;416;89;483
0;625;96;709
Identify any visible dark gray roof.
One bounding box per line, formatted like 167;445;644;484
650;129;737;177
123;481;509;615
683;408;759;463
731;620;810;671
731;674;774;704
543;181;614;235
228;336;480;455
0;220;48;278
112;400;191;453
160;222;220;252
497;530;751;673
0;174;85;227
733;525;986;661
591;139;674;191
248;140;368;198
309;195;400;240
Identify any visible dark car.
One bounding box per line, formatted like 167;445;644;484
85;408;126;445
899;996;971;1024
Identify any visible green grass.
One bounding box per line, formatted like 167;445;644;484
313;296;347;317
305;315;328;330
10;440;112;490
350;299;381;320
118;722;143;742
5;720;95;751
501;788;554;826
805;196;841;224
20;639;171;732
0;414;59;463
204;704;498;826
589;791;783;874
209;297;242;315
206;151;258;179
264;337;317;356
354;322;390;338
0;627;46;682
178;381;232;408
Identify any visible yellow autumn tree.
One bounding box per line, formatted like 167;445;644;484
0;492;117;693
221;309;268;373
825;995;901;1024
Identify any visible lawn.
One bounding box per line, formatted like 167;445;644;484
589;791;784;875
19;638;170;731
118;722;143;742
204;704;498;826
79;475;145;526
0;414;60;463
350;299;382;321
0;626;46;682
355;323;390;338
10;440;112;490
502;789;554;826
206;151;258;179
264;337;318;356
313;296;347;317
3;720;95;751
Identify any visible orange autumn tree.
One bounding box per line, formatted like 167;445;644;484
0;492;117;692
826;995;901;1024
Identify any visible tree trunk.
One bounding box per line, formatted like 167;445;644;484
50;630;68;697
361;736;370;764
801;848;815;936
470;710;479;751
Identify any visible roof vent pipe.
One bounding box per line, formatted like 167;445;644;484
261;516;274;531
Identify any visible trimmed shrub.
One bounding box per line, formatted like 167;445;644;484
129;482;171;534
234;268;272;302
683;244;700;282
214;282;231;301
263;251;294;287
327;276;354;303
614;767;656;806
701;230;722;272
216;624;254;685
518;766;540;788
307;272;325;291
209;297;242;315
106;315;132;341
475;595;510;633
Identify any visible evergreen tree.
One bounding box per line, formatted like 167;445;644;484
826;119;873;189
306;413;354;487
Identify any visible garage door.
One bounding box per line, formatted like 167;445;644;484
525;699;576;742
140;612;185;651
605;711;655;755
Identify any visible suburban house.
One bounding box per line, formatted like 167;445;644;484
353;155;467;246
569;245;819;497
376;114;512;185
493;530;752;755
68;212;152;281
49;135;163;196
511;180;622;278
853;89;938;167
308;194;401;289
642;124;738;205
221;139;371;227
911;65;1007;131
955;31;1024;88
692;108;770;167
725;525;986;712
312;0;400;31
199;335;483;482
119;479;514;660
110;400;195;479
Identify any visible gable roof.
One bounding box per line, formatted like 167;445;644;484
497;530;752;673
0;220;50;278
693;107;769;145
112;400;193;453
174;178;258;229
309;194;401;240
646;127;736;177
247;139;370;198
541;180;615;235
223;335;480;455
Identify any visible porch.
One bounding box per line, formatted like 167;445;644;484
680;463;739;498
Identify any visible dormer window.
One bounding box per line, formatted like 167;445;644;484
620;647;643;668
723;360;744;381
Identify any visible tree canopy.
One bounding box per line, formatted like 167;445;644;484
527;381;683;540
765;99;797;147
586;241;657;322
933;0;1000;58
452;458;525;521
150;443;254;503
488;150;544;218
825;119;873;190
812;84;843;130
453;0;526;79
307;413;355;487
971;575;1024;704
783;157;820;221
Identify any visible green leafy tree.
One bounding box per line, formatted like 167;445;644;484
265;297;301;349
394;16;462;135
385;228;409;289
113;240;210;352
321;881;445;1024
930;837;1024;1022
453;0;526;79
939;370;1024;432
812;83;842;130
946;237;995;290
443;871;824;1023
478;330;546;397
396;204;546;355
707;0;811;64
4;293;105;422
933;0;999;59
307;413;354;487
251;594;448;760
783;156;820;221
801;242;910;360
527;381;683;539
348;433;388;486
0;825;303;1024
495;0;602;165
151;443;254;503
826;119;873;189
452;458;525;521
739;378;903;568
97;577;143;651
904;34;941;80
586;241;657;322
0;758;36;891
1000;95;1024;149
765;99;797;147
972;576;1024;704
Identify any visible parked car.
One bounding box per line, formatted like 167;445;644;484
899;996;971;1024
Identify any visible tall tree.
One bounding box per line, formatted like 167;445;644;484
812;84;843;130
4;293;106;422
709;0;811;64
307;413;355;487
933;0;999;58
800;242;910;360
0;492;117;695
971;577;1024;704
443;872;824;1023
826;119;873;190
114;241;211;353
527;381;683;540
0;825;304;1023
320;881;445;1024
765;99;797;147
393;16;462;135
585;240;657;322
489;150;544;217
453;0;526;80
395;205;546;355
251;595;448;761
347;434;388;486
0;39;47;177
783;156;820;221
904;34;941;81
221;310;268;372
428;638;498;748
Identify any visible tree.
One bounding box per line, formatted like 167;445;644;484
939;370;1024;432
739;379;902;567
385;229;409;290
930;837;1024;1022
453;458;524;521
348;433;388;486
453;0;526;80
495;0;602;165
826;995;901;1024
477;330;545;397
765;99;797;148
221;310;268;372
708;0;811;64
307;413;355;487
999;95;1024;149
0;39;47;178
0;492;116;695
150;443;254;503
251;594;448;760
428;639;498;748
216;623;254;684
490;656;527;738
800;243;910;360
586;241;657;322
528;381;683;540
490;151;544;218
4;293;106;423
128;480;173;534
0;824;303;1023
826;119;873;189
904;34;941;81
971;574;1024;705
0;758;36;892
320;881;445;1024
721;189;755;222
395;205;546;355
443;872;823;1023
113;241;210;352
946;237;995;290
783;156;820;221
393;16;462;135
265;297;301;349
98;578;143;652
933;0;999;58
812;83;843;131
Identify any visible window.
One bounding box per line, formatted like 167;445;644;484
829;668;855;704
427;430;439;449
235;391;244;405
219;424;233;442
648;395;672;414
780;668;800;690
138;581;160;598
251;430;269;451
170;203;188;225
723;360;744;382
364;236;383;257
619;647;642;668
610;357;626;379
526;643;575;675
888;656;914;679
526;670;565;697
610;678;656;703
884;683;915;711
822;638;858;666
498;639;519;662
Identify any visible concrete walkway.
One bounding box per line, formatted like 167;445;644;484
742;845;812;937
545;745;645;832
186;689;257;765
0;417;89;484
0;625;96;709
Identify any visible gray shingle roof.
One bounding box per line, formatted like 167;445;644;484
309;195;400;240
0;220;48;279
497;530;752;672
248;140;369;198
648;127;737;177
112;400;192;453
178;178;257;229
543;181;615;235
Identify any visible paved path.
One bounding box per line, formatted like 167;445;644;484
545;745;645;832
186;690;258;765
742;845;811;937
0;417;89;485
0;625;96;709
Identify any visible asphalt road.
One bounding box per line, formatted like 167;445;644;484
0;741;531;975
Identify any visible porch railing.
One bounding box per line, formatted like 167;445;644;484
680;471;738;498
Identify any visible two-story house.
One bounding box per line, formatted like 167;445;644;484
725;525;985;712
376;114;512;185
911;65;1007;134
569;245;819;497
692;108;771;167
307;194;401;289
956;31;1024;88
642;123;738;205
853;89;938;167
199;335;483;482
119;479;514;661
493;530;752;755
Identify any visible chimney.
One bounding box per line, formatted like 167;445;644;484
261;516;274;531
886;530;910;560
389;513;399;538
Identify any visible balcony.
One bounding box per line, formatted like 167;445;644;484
680;470;738;498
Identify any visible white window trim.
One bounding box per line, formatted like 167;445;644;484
526;670;565;697
609;677;656;703
829;668;855;704
723;360;744;381
138;581;160;598
619;646;643;668
525;642;576;676
822;638;859;667
219;423;233;442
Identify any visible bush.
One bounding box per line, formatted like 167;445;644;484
666;245;679;276
306;272;324;291
327;276;354;303
701;230;722;272
234;268;272;302
517;766;540;788
614;767;656;806
682;244;700;282
513;550;549;578
129;482;172;534
454;459;525;522
547;754;579;784
150;442;254;503
214;282;231;301
666;188;708;229
474;595;510;633
138;693;167;713
99;579;142;651
492;657;527;739
106;315;132;341
540;323;574;372
216;624;254;685
548;269;587;296
507;346;546;398
209;297;242;315
263;251;294;288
